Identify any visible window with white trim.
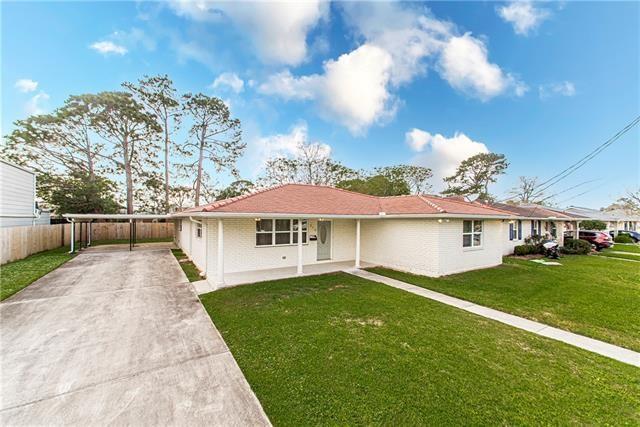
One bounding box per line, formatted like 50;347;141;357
463;220;482;248
196;223;202;238
256;219;308;246
510;220;522;241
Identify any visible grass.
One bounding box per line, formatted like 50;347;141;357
171;248;201;282
608;244;640;254
200;273;639;425
0;247;74;301
598;252;640;262
91;237;173;246
368;256;640;352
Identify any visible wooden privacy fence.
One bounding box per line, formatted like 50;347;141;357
1;222;174;264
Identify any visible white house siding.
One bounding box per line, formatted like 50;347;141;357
360;219;437;276
190;221;206;272
437;219;502;275
0;161;36;228
501;219;566;256
194;218;357;276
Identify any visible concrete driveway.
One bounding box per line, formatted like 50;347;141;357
0;246;270;425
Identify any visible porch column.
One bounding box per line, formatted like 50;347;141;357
297;218;303;275
575;221;580;239
88;221;92;246
69;220;75;254
355;219;361;268
216;219;225;285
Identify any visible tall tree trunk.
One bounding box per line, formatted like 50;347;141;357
164;115;170;213
194;129;205;207
84;126;95;180
123;137;134;214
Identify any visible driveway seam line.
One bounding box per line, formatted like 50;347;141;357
0;351;231;413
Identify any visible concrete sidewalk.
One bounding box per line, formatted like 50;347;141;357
347;269;640;368
1;246;270;425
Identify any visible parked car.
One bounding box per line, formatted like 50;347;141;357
608;230;640;243
578;230;613;250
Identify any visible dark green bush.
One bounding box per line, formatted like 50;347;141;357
560;238;592;255
614;234;634;244
514;244;541;256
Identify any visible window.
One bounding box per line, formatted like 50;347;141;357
196;223;202;238
509;220;522;241
531;220;541;236
256;219;308;246
179;221;182;232
549;222;557;238
463;220;482;248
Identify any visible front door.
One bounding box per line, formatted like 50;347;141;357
317;221;332;261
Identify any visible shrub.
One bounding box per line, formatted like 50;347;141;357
525;234;544;245
560;238;592;255
514;244;541;256
580;220;607;230
614;234;634;244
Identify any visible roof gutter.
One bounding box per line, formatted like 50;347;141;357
171;212;519;220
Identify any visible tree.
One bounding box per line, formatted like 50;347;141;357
38;171;120;214
123;75;181;213
77;92;162;213
580;220;607;231
607;188;640;213
376;165;433;194
3;98;103;178
337;175;410;196
182;93;244;206
508;176;544;204
258;142;357;187
442;153;509;201
217;180;254;200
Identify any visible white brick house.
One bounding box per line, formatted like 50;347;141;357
173;184;517;289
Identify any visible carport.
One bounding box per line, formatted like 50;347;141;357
62;214;172;253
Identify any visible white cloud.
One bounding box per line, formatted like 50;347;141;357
15;79;38;93
169;1;328;66
497;1;551;36
25;92;50;115
211;72;244;93
90;41;128;55
259;44;395;135
257;3;525;134
438;33;527;101
409;129;489;191
248;122;331;173
539;81;576;99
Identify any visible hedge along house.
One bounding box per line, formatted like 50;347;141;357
490;202;577;256
172;184;516;289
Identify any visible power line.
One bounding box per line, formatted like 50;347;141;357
558;182;608;205
501;115;640;203
536;178;601;204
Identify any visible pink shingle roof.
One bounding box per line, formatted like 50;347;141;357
181;184;514;217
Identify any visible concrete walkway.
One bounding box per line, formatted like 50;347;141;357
0;246;270;425
348;269;640;368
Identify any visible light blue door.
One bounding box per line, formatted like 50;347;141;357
317;221;331;260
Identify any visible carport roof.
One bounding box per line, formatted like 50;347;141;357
62;214;171;220
176;184;515;218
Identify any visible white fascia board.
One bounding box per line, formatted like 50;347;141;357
170;212;518;220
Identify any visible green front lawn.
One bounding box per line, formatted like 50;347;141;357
610;243;640;254
200;273;639;425
171;248;201;282
0;247;74;301
369;256;640;351
599;251;640;262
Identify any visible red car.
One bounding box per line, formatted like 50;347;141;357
578;230;613;250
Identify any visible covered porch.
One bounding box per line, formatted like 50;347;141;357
192;259;375;294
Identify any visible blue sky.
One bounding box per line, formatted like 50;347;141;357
2;1;639;208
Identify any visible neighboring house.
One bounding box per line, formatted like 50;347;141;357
565;206;640;233
0;159;49;228
490;203;572;256
173;184;516;289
